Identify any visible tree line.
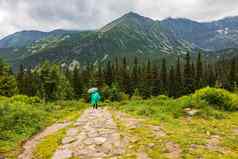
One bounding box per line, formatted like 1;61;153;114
0;53;237;101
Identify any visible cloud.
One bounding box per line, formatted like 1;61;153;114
0;0;238;38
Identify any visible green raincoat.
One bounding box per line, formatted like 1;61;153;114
90;91;101;105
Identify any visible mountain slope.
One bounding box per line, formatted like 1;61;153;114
0;31;47;48
3;12;238;68
0;29;81;49
10;12;192;68
160;16;238;51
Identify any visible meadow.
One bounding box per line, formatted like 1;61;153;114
0;87;238;158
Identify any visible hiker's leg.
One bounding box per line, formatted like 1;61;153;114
96;103;98;109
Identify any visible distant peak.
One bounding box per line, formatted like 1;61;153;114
120;11;154;23
124;11;140;16
122;11;147;19
220;15;238;21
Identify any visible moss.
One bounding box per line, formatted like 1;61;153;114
32;129;66;159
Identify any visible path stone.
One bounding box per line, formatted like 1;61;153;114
206;135;220;150
205;135;231;154
0;156;5;159
53;149;72;159
149;125;167;138
233;128;238;135
165;141;182;159
137;151;151;159
114;111;142;129
18;121;71;159
53;108;127;159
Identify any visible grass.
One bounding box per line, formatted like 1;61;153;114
1;87;238;158
0;96;87;158
108;87;238;158
32;129;67;159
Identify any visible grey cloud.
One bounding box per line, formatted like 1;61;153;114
0;0;238;38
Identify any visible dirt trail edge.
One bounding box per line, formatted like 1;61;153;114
18;121;72;159
53;108;127;159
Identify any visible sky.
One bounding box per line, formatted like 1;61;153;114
0;0;238;38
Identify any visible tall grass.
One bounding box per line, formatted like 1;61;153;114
111;87;238;120
0;95;87;156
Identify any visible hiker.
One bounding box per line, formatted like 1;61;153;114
88;88;101;109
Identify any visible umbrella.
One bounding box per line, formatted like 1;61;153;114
88;87;98;93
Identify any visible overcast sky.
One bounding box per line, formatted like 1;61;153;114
0;0;238;38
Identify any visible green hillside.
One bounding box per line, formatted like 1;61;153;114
1;12;193;69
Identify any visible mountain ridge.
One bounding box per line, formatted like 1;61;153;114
0;12;238;69
1;12;238;51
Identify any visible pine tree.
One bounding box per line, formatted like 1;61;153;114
96;62;104;87
36;62;73;101
0;59;18;97
131;57;139;90
175;57;182;97
184;53;194;94
144;59;152;98
121;57;131;95
168;66;175;97
25;69;37;96
72;67;83;99
228;58;236;90
104;60;113;86
16;64;25;94
113;57;120;82
151;63;160;96
81;63;91;89
191;62;196;89
207;64;216;87
196;52;203;89
160;58;167;95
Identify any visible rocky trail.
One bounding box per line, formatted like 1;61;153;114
53;108;127;159
16;107;185;159
18;107;235;159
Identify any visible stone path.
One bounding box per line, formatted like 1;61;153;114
18;121;72;159
53;108;127;159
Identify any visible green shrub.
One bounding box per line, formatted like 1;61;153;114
0;96;86;156
10;95;42;104
131;95;143;100
131;88;143;100
120;92;129;101
0;101;47;140
193;87;238;111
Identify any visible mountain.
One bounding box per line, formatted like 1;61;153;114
0;31;47;48
3;12;192;69
0;29;81;48
160;16;238;51
1;12;238;69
